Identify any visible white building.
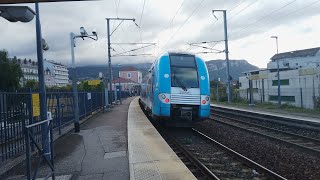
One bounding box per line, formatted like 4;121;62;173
239;47;320;109
18;59;38;85
267;47;320;69
44;60;69;87
44;68;56;87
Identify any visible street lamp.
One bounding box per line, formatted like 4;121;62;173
270;36;281;106
118;64;122;104
0;6;35;22
1;3;54;164
70;27;98;133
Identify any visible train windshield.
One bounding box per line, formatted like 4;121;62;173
170;55;199;88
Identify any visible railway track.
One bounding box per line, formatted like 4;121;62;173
160;128;286;180
211;105;320;135
211;108;320;154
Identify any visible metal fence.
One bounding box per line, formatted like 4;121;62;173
0;90;104;165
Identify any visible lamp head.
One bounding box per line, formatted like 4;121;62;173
0;6;35;23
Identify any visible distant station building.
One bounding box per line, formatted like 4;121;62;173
44;60;69;87
112;77;140;95
119;66;142;84
239;47;320;109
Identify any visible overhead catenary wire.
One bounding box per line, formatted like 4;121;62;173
157;0;206;56
189;40;224;44
228;0;320;41
114;0;121;18
110;20;124;37
188;44;224;53
229;0;298;39
194;51;225;54
112;44;156;57
227;0;258;21
210;0;248;31
112;53;153;57
111;42;156;45
138;0;146;44
168;0;186;31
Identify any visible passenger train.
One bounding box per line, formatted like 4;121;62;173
140;52;210;125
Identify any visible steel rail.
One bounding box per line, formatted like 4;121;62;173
215;113;320;143
192;128;287;180
211;106;320;132
211;115;320;154
165;134;220;180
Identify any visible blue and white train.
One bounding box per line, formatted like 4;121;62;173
140;52;210;125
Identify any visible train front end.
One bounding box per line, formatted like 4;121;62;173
155;52;210;124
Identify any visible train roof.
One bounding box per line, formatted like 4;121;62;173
167;51;195;56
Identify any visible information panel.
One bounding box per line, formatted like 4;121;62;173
32;93;40;117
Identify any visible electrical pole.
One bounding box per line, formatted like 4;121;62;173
106;17;137;105
70;32;80;132
106;19;112;105
35;2;50;159
271;36;281;106
212;10;231;103
118;64;122;105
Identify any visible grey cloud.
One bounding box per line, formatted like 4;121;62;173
1;0;320;67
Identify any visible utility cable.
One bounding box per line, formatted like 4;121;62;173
157;0;206;56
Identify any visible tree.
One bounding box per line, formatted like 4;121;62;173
25;80;39;89
77;81;103;91
0;50;23;91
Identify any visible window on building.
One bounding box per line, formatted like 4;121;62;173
247;88;258;93
272;79;289;86
127;73;131;78
269;95;295;102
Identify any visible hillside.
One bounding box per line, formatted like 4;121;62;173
206;59;259;82
69;60;258;82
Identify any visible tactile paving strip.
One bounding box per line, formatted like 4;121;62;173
133;162;162;180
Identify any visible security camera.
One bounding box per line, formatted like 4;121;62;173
80;27;88;36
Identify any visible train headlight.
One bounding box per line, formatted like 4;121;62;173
201;95;210;105
160;94;166;99
158;93;170;104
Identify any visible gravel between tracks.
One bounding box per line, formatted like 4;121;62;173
195;119;320;180
169;129;269;180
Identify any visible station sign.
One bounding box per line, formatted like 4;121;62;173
0;0;93;4
87;79;101;86
32;93;40;117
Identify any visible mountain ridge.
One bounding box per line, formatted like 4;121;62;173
70;59;259;82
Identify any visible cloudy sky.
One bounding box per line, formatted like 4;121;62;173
1;0;320;68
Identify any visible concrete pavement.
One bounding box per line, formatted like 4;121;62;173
6;97;134;180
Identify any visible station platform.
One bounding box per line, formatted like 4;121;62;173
128;98;196;180
211;103;320;124
3;97;195;180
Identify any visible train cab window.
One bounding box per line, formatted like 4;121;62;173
170;55;199;89
170;55;196;67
